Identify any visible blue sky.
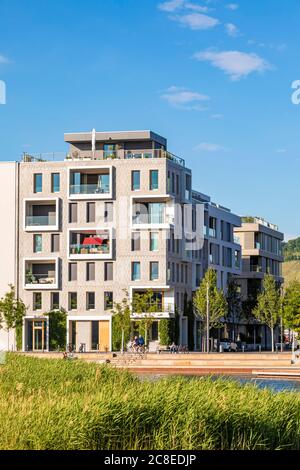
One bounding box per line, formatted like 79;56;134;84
0;0;300;239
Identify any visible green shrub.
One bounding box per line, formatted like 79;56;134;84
158;319;174;346
46;310;67;351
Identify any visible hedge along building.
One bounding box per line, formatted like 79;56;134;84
0;130;242;352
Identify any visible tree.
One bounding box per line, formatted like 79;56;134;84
183;292;195;351
158;319;175;346
193;269;227;352
226;278;242;341
45;308;67;351
253;275;281;352
0;285;27;350
112;289;131;353
132;290;157;346
283;280;300;333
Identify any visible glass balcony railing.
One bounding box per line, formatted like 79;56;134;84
25;272;56;285
209;228;217;238
70;183;110;195
70;243;110;255
26;215;56;226
132;303;174;314
132;214;165;225
124;149;185;167
250;265;263;273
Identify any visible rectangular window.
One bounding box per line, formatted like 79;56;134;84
34;174;42;193
87;292;95;310
131;232;141;251
132;262;141;281
33;292;42;311
86;262;95;281
91;321;99;350
104;202;113;222
103;143;117;159
86;202;95;223
104;292;113;310
33;234;42;253
150;170;159;190
104;262;113;281
176;263;180;282
131;171;140;191
51;234;60;253
176;174;180;195
150;262;159;281
51;173;60;193
69;263;77;282
167;262;171;282
150;232;159;251
171;173;175;193
69;292;77;310
69;203;78;223
51;292;60;310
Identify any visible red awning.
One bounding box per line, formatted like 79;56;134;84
83;237;103;245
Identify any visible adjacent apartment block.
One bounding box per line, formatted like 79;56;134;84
234;217;284;347
0;130;243;352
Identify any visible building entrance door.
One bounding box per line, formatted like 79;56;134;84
32;321;45;351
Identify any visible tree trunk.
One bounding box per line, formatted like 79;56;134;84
271;327;274;352
121;329;124;354
7;328;10;351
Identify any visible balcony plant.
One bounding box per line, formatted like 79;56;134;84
25;269;35;284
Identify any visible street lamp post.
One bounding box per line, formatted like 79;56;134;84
206;281;210;353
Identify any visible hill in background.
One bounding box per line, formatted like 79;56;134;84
282;237;300;286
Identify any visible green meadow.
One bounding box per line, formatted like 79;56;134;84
0;354;300;450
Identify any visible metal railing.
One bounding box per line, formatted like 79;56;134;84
70;183;110;195
70;243;110;255
26;215;56;226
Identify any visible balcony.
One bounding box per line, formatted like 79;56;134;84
130;288;175;319
68;167;112;200
132;198;175;229
24;258;59;289
65;148;185;167
68;229;112;259
24;198;59;231
250;265;263;273
124;149;185;167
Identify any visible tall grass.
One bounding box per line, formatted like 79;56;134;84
1;354;300;450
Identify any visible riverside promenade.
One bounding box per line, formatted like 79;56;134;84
20;352;300;378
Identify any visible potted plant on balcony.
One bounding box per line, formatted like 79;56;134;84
25;269;35;284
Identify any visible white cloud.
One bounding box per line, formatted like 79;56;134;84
276;148;287;154
210;113;224;119
0;54;9;64
225;23;239;37
195;142;227;152
226;3;239;10
158;0;184;12
172;12;219;30
193;50;271;80
161;86;210;110
185;2;210;12
158;0;210;13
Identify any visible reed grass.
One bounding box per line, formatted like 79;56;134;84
0;353;300;450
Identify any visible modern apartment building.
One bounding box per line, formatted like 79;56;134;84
233;217;284;348
0;129;242;352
